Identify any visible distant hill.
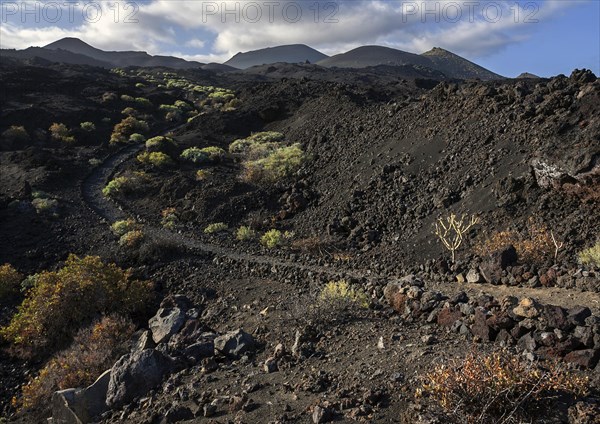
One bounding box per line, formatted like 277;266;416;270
317;46;432;69
318;45;503;80
201;63;237;72
421;47;502;80
516;72;541;79
224;44;328;69
1;47;112;68
43;38;202;69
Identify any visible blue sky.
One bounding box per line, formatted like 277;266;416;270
0;0;598;77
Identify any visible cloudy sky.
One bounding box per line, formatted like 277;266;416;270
1;0;598;77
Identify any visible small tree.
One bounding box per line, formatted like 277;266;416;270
434;213;479;263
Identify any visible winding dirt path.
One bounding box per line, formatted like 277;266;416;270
80;135;600;313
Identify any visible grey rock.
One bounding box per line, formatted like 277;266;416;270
135;330;155;351
466;269;481;283
149;308;186;344
50;370;111;424
214;329;255;358
106;349;174;408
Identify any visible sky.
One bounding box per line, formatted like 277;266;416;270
0;0;598;77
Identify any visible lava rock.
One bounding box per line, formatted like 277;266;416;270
214;329;256;358
106;349;174;408
563;349;600;369
149;308;186;344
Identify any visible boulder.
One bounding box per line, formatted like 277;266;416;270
466;269;482;284
149;307;186;344
51;370;111;424
471;309;496;342
541;304;571;330
437;307;463;327
513;297;541;319
564;349;600;369
106;349;174;408
384;282;406;312
479;246;517;284
214;329;255;358
568;307;592;326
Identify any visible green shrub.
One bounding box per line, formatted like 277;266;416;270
49;123;75;144
319;280;369;308
120;94;134;102
121;107;137;116
196;169;211;180
174;100;191;110
102;176;129;197
181;147;209;164
204;222;228;234
0;255;153;358
578;241;600;268
80;122;95;132
229;131;284;155
145;136;176;152
242;144;306;184
236;226;256;241
129;133;146;143
110;117;149;144
261;229;283;248
0;264;23;300
102;92;117;103
31;198;58;215
200;146;226;161
161;208;178;229
135;83;146;88
137;151;173;168
159;104;180;113
110;219;139;237
119;230;144;248
88;158;102;167
19;315;135;411
1;126;30;144
135;97;152;108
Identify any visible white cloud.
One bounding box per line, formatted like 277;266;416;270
0;0;586;63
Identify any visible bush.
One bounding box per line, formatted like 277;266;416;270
578;241;600;268
174;100;191;110
475;218;555;265
242;144;306;184
1;126;30;144
137;151;173;168
319;280;369;308
145;136;176;153
121;107;138;116
119;230;144;248
49;123;75;144
161;208;178;229
31;198;58;216
102;92;117;103
120;94;134;102
135;83;146;88
80;122;96;132
196;169;211;180
110;219;139;237
204;222;227;234
0;255;152;358
236;226;256;241
102;176;129;197
200;146;226;162
420;348;589;423
110;117;149;144
181;147;209;164
134;97;152;108
19;315;135;411
129;133;146;143
261;229;283;248
0;264;23;300
229;131;284;155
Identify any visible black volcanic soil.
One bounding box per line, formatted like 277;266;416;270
0;59;599;423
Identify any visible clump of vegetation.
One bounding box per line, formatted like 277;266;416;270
137;151;174;168
260;229;284;248
119;230;145;248
180;147;209;164
31;198;59;216
145;136;176;153
103;176;129;197
319;280;369;309
419;348;589;423
0;264;23;300
110;219;140;237
578;240;600;268
242;144;306;184
102;92;117;103
135;82;146;88
80;122;96;132
196;169;211;180
49;123;75;144
200;146;226;162
129;133;146;143
19;315;135;412
121;107;138;117
229;131;284;155
475;218;556;265
0;255;152;358
1;126;30;144
204;222;228;234
134;97;152;108
110;117;149;144
120;94;134;102
161;208;178;229
236;226;256;241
